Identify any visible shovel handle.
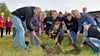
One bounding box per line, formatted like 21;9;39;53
34;35;41;42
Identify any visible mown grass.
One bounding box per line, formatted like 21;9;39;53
0;35;100;56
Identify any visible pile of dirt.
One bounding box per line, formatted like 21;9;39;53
54;46;63;54
64;48;81;55
41;43;81;55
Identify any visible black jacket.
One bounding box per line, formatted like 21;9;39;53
88;25;100;39
12;6;36;31
64;17;78;33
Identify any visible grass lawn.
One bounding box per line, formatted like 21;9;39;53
0;35;100;56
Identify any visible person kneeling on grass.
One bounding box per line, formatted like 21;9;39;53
80;22;100;55
50;22;64;47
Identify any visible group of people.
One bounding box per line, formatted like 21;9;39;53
0;12;12;37
8;6;100;55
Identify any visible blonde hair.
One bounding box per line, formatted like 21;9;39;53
1;12;4;15
40;12;46;19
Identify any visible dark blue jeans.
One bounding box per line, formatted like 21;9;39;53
68;31;77;43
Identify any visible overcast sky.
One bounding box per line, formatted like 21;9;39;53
0;0;100;13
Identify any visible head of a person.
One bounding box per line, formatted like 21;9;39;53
35;7;41;16
1;12;4;18
52;11;58;20
71;10;75;17
7;17;10;20
83;22;89;31
83;7;87;13
67;13;72;21
59;11;63;17
65;11;68;16
73;10;81;19
50;10;53;16
39;12;46;21
54;22;60;30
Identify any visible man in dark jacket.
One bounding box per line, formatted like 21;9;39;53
64;13;78;46
10;6;41;51
80;22;100;55
43;11;64;35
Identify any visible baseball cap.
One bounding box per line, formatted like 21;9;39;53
82;22;89;25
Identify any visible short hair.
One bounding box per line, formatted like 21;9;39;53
67;13;72;16
54;22;60;25
59;11;63;14
83;7;87;9
52;10;57;14
40;12;46;18
1;12;4;15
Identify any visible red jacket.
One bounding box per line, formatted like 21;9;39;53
0;16;6;28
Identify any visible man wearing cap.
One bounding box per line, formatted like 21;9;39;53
80;22;100;55
10;6;41;51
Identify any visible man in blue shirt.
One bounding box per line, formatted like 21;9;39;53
73;10;95;35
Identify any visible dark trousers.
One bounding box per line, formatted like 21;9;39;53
58;34;64;45
6;28;11;35
0;28;4;37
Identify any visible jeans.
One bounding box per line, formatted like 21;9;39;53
10;14;26;49
29;32;39;45
90;38;100;48
69;31;77;43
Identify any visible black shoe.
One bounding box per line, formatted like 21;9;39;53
24;48;31;52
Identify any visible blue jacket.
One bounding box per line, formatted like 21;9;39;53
77;13;94;32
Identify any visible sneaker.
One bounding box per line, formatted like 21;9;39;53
24;48;31;52
68;43;72;46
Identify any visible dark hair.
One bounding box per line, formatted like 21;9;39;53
59;11;63;14
67;13;72;16
52;10;57;14
54;22;60;25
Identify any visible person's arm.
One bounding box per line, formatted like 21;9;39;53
53;32;60;47
63;21;70;33
80;31;87;48
26;15;34;31
85;14;94;24
4;17;6;23
77;19;82;35
43;17;47;28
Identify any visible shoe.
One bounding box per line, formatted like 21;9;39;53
68;43;72;46
24;48;31;52
93;47;99;54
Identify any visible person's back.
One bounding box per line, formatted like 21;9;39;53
12;7;35;21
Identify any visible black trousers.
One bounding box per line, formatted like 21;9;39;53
6;28;11;35
0;28;4;37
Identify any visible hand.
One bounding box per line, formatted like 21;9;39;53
0;21;4;23
32;31;36;36
80;44;84;48
77;31;80;35
67;30;70;33
53;44;56;47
